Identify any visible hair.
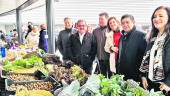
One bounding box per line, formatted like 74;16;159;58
13;29;17;31
121;14;135;22
40;24;47;29
150;6;170;38
107;16;120;32
77;19;87;26
28;22;33;25
99;12;109;19
64;17;71;21
25;24;33;38
0;30;3;33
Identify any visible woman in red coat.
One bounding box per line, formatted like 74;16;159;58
104;16;121;74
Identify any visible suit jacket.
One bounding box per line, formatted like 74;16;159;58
56;28;77;60
68;32;97;73
117;27;147;81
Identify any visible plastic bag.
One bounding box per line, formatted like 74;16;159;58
58;80;80;96
80;74;101;96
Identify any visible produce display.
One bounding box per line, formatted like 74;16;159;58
8;67;40;74
3;55;44;71
24;81;53;90
15;87;53;96
56;74;165;96
42;54;62;65
1;50;167;96
51;65;88;85
5;50;16;61
71;65;89;85
22;51;41;59
4;45;39;61
8;81;53;91
99;74;165;96
16;89;53;96
8;74;37;81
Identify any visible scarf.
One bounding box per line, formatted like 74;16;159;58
140;33;167;82
149;33;166;81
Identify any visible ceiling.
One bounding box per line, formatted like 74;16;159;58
0;0;170;25
0;0;27;14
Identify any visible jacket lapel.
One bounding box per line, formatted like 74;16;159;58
82;33;88;45
74;33;81;45
164;35;170;47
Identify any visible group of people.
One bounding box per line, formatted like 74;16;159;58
0;22;49;53
56;6;170;93
23;23;48;53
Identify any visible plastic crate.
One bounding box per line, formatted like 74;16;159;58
0;78;5;90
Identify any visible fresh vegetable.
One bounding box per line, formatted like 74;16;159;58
3;55;44;71
100;74;124;96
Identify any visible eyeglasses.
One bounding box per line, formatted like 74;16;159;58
77;25;86;27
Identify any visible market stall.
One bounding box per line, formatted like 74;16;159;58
0;46;167;96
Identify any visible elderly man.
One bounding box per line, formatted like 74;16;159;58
68;19;97;74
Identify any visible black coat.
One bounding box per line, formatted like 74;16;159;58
143;35;170;86
68;32;97;74
39;29;48;52
117;27;147;81
163;36;170;86
56;28;77;60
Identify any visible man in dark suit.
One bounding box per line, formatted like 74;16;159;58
68;19;97;74
117;14;147;82
56;17;77;62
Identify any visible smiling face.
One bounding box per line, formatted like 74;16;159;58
152;8;168;32
109;18;119;31
99;15;108;27
64;18;73;29
121;17;135;32
77;20;87;34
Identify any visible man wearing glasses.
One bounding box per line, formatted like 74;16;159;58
68;19;97;74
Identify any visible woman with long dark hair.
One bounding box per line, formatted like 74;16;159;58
140;6;170;93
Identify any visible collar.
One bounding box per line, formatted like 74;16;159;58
78;32;86;37
100;26;107;30
122;26;136;36
65;28;72;32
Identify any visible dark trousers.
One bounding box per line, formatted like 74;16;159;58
96;60;111;77
81;65;92;74
148;79;160;91
139;78;170;96
139;78;160;91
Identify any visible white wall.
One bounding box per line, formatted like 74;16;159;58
0;25;6;33
0;0;170;26
0;24;16;33
54;0;170;25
